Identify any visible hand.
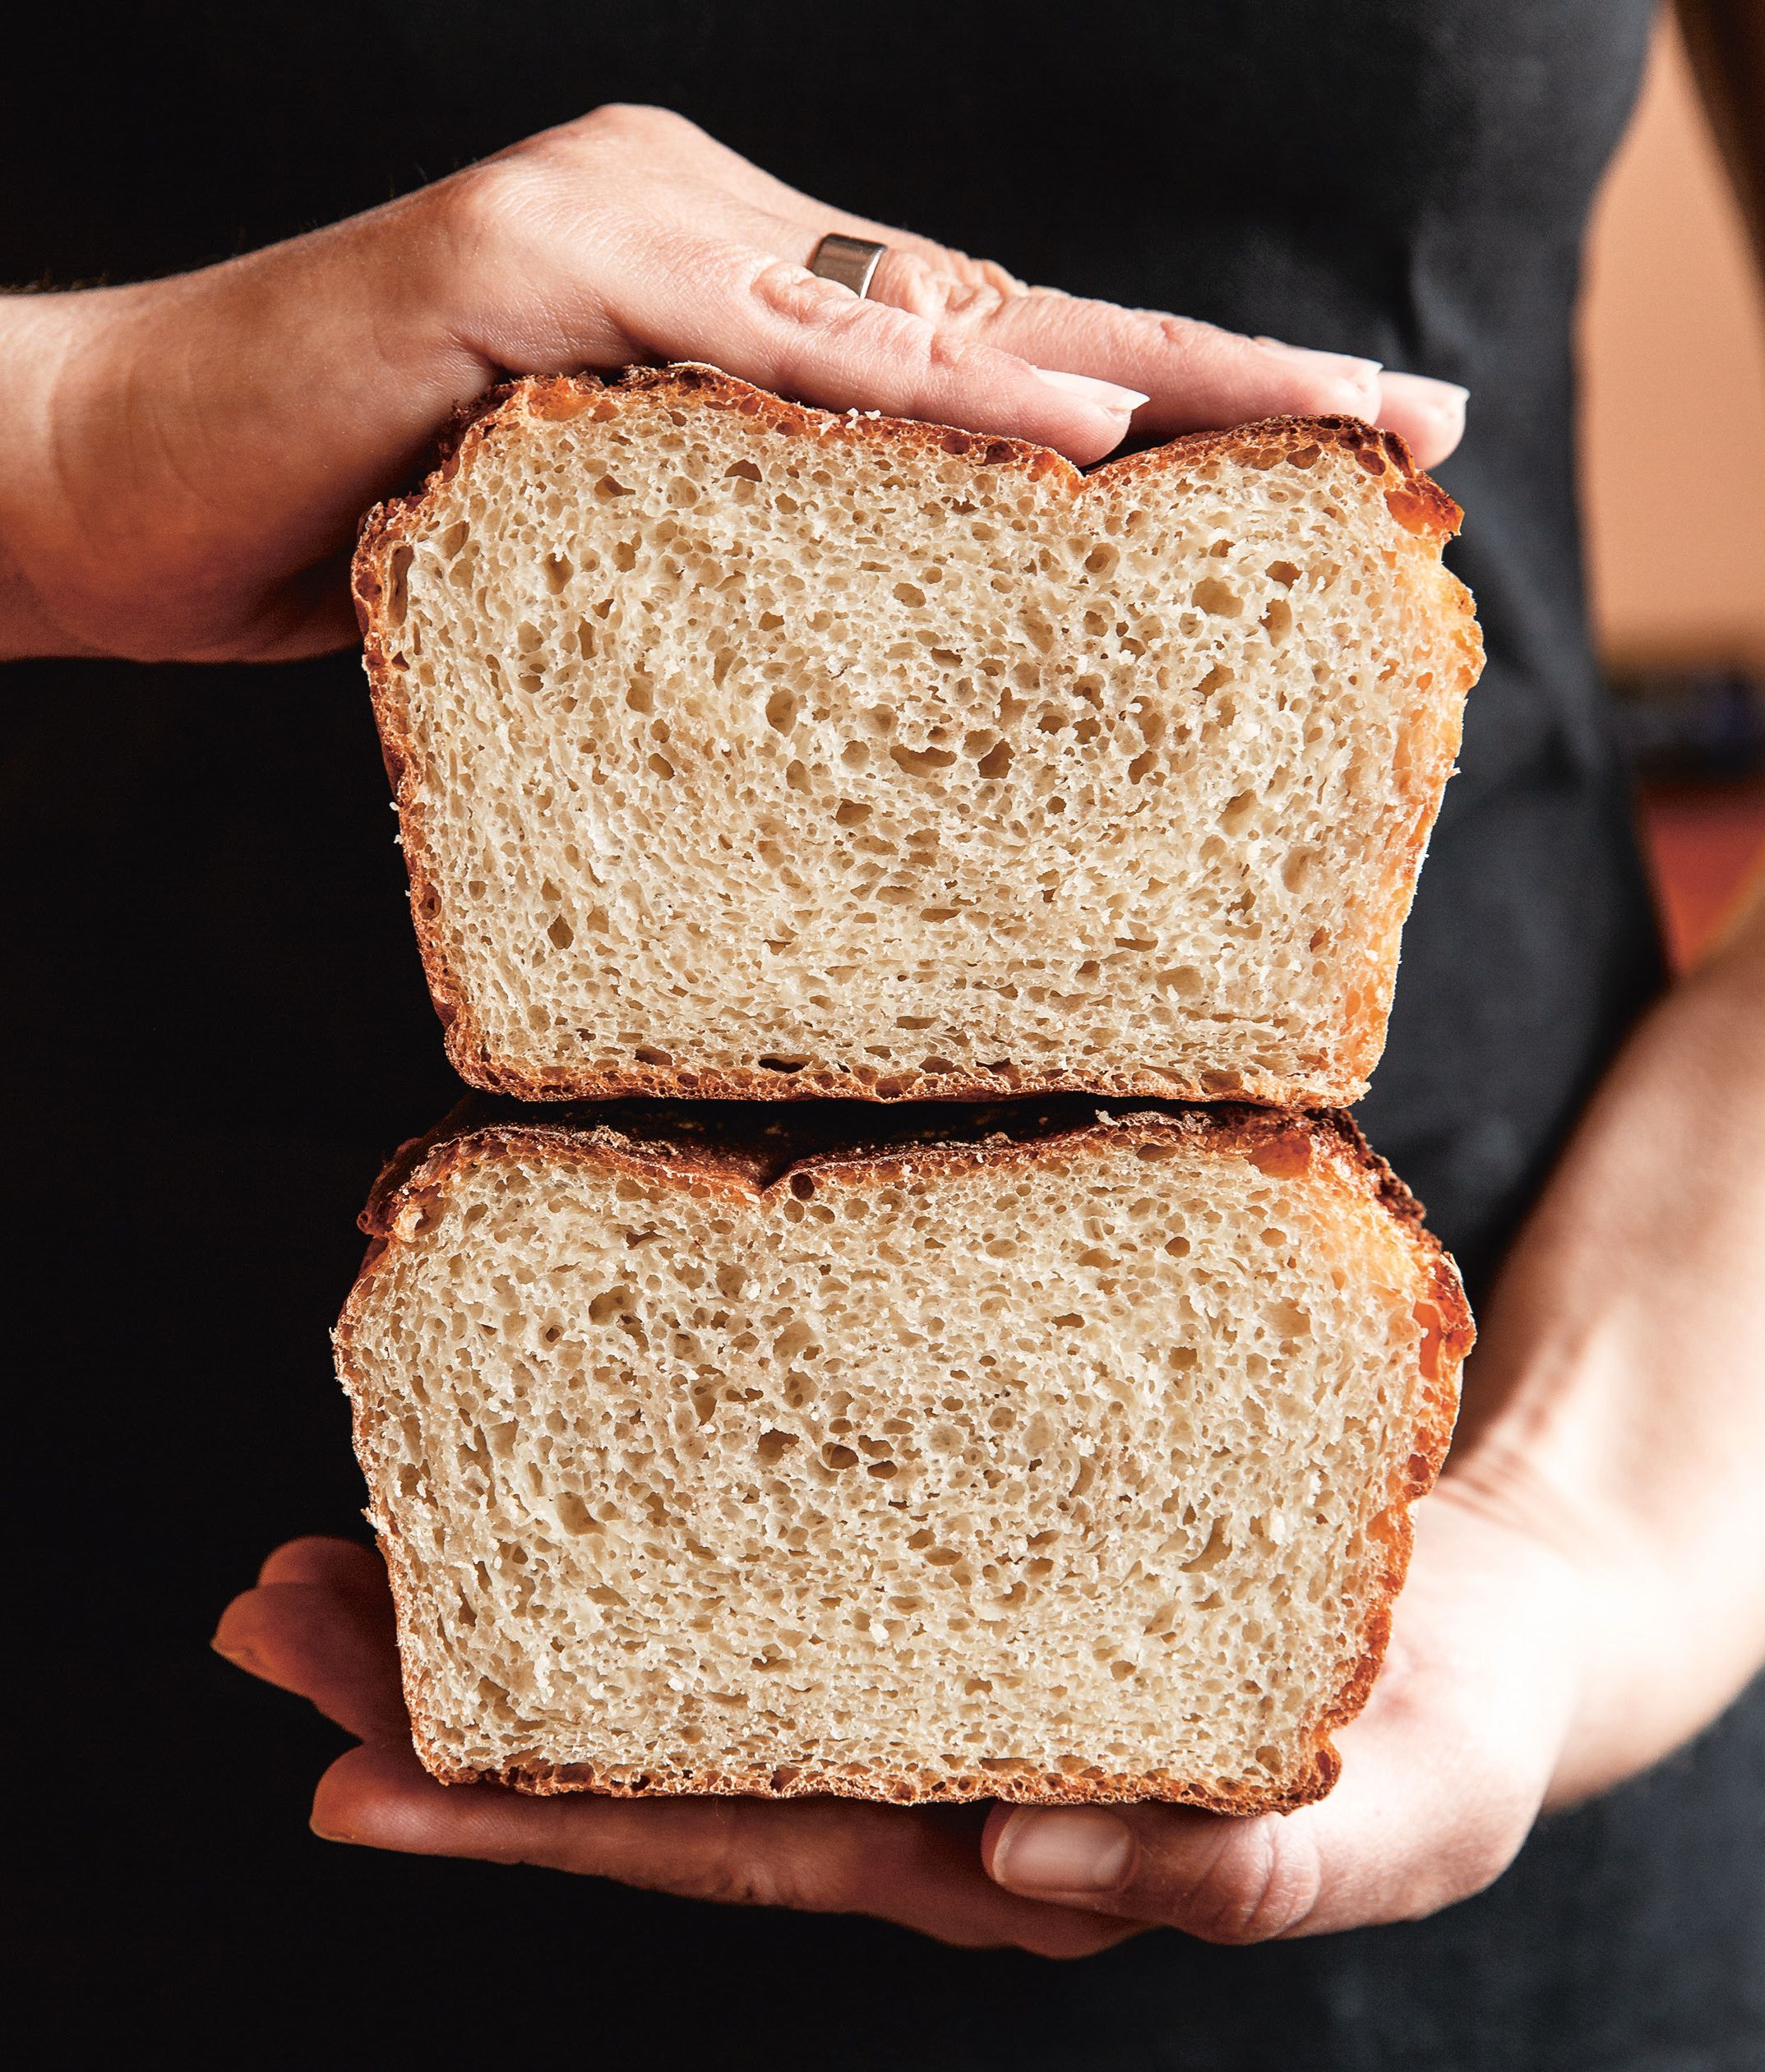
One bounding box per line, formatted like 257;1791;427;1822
1;104;1467;665
214;1534;1135;1959
214;1477;1597;1954
981;1479;1592;1936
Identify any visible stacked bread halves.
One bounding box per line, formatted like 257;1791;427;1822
338;367;1479;1811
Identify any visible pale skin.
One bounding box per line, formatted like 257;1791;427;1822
9;20;1763;1953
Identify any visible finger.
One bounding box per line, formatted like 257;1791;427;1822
982;1743;1534;1947
314;1742;1138;1959
863;257;1381;432
256;1534;386;1596
761;213;1425;461
212;1576;408;1745
862;252;1475;469
1372;370;1468;470
633;232;1148;464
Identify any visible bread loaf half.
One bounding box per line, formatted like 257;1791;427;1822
336;1101;1471;1810
354;366;1481;1107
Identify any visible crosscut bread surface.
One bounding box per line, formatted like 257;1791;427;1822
354;366;1481;1105
336;1101;1471;1809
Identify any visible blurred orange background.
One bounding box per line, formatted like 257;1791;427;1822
1578;7;1765;967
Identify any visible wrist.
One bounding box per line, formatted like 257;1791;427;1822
1449;1312;1765;1807
0;205;489;663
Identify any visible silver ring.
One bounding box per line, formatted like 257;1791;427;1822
809;234;887;299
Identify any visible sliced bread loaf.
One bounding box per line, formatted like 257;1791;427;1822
335;1101;1471;1810
354;366;1481;1106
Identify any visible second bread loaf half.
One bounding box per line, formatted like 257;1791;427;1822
355;365;1481;1105
337;1101;1471;1811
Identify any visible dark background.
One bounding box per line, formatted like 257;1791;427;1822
7;4;1763;2065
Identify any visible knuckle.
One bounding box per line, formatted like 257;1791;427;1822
880;253;1010;332
933;243;1028;298
690;1808;859;1916
690;1830;799;1912
922;321;986;380
750;256;932;365
437;157;548;254
1176;1821;1324;1945
1146;309;1236;367
970;255;1028;298
575;101;700;151
751;255;848;320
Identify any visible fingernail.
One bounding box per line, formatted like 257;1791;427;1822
1380;368;1471;423
1030;367;1149;415
310;1816;355;1845
991;1807;1137;1895
210;1635;261;1673
1255;336;1385;381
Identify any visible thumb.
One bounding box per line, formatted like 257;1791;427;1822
978;1551;1582;1942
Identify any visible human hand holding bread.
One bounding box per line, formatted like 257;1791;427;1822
0;104;1465;666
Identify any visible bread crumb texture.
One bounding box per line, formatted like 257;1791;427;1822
358;367;1481;1105
339;1110;1468;1807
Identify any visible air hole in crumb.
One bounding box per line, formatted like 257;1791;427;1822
1192;577;1242;616
890;744;957;776
555;1493;600;1535
1219;789;1258;835
384;545;412;626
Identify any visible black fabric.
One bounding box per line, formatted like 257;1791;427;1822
7;3;1761;2065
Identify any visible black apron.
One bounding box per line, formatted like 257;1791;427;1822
8;4;1762;2063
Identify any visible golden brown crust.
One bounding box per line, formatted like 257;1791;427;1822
335;1098;1471;1811
352;363;1477;1107
410;1749;1338;1815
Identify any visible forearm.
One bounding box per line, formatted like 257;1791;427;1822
1451;886;1765;1801
0;196;488;663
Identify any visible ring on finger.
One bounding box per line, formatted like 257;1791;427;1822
808;234;887;299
